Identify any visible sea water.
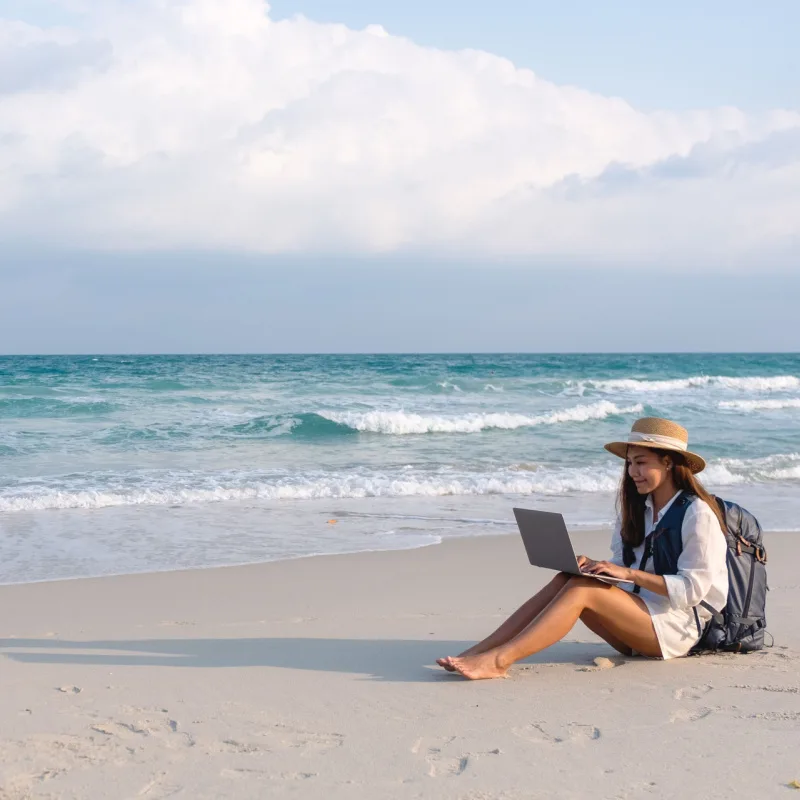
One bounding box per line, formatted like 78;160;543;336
1;353;798;584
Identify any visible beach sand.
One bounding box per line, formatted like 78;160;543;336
1;530;798;799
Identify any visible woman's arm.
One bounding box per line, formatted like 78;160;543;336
585;517;667;591
576;518;636;576
588;501;725;602
628;569;668;595
583;561;669;595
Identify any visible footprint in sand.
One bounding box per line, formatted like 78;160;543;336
265;724;344;754
426;750;470;778
1;766;67;799
673;684;713;701
511;722;601;745
671;684;723;722
413;736;501;778
669;707;716;723
90;713;195;749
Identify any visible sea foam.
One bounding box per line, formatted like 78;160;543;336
3;453;798;512
569;375;799;394
718;398;800;412
320;401;643;435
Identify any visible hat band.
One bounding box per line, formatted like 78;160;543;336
627;432;688;451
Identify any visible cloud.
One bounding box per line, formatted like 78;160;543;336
0;22;112;94
0;0;798;263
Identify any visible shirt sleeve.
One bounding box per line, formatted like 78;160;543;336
609;518;625;566
663;500;726;611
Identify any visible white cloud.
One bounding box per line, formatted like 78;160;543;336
0;0;798;263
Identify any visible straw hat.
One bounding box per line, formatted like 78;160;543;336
604;417;706;474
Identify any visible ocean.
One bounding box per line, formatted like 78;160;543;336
1;353;798;585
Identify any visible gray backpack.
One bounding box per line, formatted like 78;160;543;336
691;497;769;654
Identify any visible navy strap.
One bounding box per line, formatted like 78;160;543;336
699;600;725;625
692;607;702;637
632;533;654;595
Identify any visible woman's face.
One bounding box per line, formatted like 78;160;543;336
626;446;672;494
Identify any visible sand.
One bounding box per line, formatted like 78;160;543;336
1;530;798;799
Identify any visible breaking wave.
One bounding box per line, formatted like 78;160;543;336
704;453;800;485
0;469;620;512
3;453;799;512
319;401;644;435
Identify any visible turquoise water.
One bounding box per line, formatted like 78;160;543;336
1;353;799;583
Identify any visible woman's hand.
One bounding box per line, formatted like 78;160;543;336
583;561;633;581
576;555;598;571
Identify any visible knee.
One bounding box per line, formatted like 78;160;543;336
551;571;571;587
565;575;603;592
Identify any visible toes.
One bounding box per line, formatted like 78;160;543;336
451;662;473;679
448;656;507;680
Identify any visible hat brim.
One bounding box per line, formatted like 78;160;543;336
604;441;706;474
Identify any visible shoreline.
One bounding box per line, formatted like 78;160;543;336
0;520;794;590
0;523;605;589
1;531;799;799
0;537;453;590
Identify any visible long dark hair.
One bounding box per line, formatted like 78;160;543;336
617;447;727;548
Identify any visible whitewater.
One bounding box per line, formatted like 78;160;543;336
1;353;799;584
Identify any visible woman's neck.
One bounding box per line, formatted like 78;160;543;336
650;479;679;518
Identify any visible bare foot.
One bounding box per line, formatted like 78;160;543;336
437;644;488;672
448;651;509;680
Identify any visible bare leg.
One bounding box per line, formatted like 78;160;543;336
445;576;660;679
581;609;634;657
436;572;570;671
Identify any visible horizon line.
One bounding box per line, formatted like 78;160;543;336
1;351;799;358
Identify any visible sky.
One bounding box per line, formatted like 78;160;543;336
269;0;799;112
0;0;798;353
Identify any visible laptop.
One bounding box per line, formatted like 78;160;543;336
512;508;634;585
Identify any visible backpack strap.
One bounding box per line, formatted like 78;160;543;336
692;607;702;637
714;495;728;524
693;601;726;638
699;600;725;624
631;533;654;595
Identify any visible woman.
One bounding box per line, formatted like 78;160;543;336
437;417;729;679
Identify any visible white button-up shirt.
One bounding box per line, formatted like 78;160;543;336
610;490;729;614
608;490;729;659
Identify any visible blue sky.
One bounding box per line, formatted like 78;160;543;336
0;0;798;353
269;0;799;111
